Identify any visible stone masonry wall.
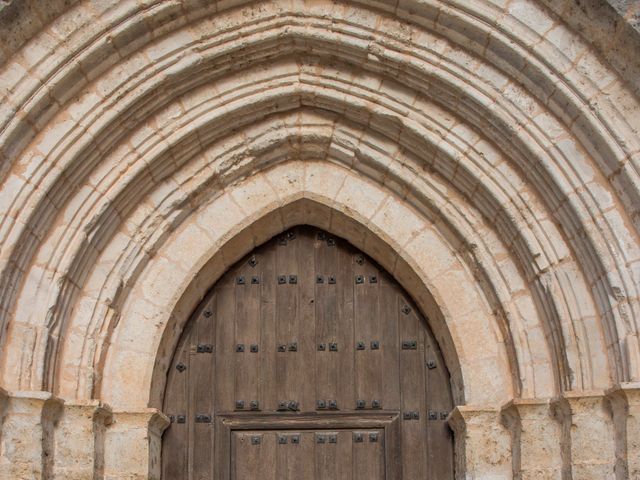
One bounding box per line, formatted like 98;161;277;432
0;1;638;478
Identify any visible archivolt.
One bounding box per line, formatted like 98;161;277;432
106;159;517;408
0;1;638;408
57;109;537;403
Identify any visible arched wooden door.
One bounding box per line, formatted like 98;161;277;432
162;226;454;479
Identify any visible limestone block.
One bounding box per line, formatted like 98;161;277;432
448;406;512;479
557;391;616;479
501;399;562;480
53;401;112;480
0;390;63;480
103;409;170;480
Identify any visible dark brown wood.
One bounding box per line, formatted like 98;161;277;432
161;324;190;480
425;329;455;478
336;243;355;416
399;294;427;479
162;226;454;479
191;295;216;478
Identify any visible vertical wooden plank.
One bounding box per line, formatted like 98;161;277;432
425;327;455;478
353;255;382;409
336;430;353;480
286;432;315;480
314;431;338;480
214;420;231;480
259;432;277;480
371;430;385;480
276;430;287;480
385;417;403;480
353;430;384;480
315;233;338;409
353;253;368;409
162;336;190;480
296;231;316;412
236;431;277;480
215;274;236;412
234;258;261;410
368;265;383;408
230;429;237;480
367;261;384;406
379;275;401;411
260;242;278;411
191;294;216;479
275;232;298;407
233;432;263;480
399;295;427;480
336;241;355;411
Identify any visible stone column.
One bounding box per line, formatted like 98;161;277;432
448;406;512;479
103;408;170;480
556;390;616;479
53;401;113;480
0;390;63;480
607;382;640;479
501;398;562;480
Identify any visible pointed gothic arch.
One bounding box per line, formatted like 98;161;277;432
0;1;638;479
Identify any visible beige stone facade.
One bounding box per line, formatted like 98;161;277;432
0;0;639;478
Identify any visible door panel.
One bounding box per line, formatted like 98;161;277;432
162;226;454;479
233;430;384;480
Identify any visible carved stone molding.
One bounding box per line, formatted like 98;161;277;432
448;406;511;479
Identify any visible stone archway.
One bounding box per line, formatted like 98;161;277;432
0;1;639;479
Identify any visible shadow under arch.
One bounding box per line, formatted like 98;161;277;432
148;197;466;409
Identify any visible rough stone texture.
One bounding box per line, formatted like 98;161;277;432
502;399;563;479
103;410;169;480
540;0;640;96
558;392;617;479
0;0;637;478
608;383;640;479
0;391;62;479
53;401;112;480
448;407;512;479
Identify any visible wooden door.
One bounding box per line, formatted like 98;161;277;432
232;429;385;480
162;226;454;479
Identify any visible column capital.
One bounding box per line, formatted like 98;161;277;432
447;404;501;433
446;405;511;479
0;390;64;480
61;399;113;416
499;398;562;479
559;389;607;400
104;408;170;480
606;382;640;403
110;407;170;434
54;400;113;480
553;390;616;478
4;389;64;406
0;389;64;422
553;389;608;416
501;397;553;418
